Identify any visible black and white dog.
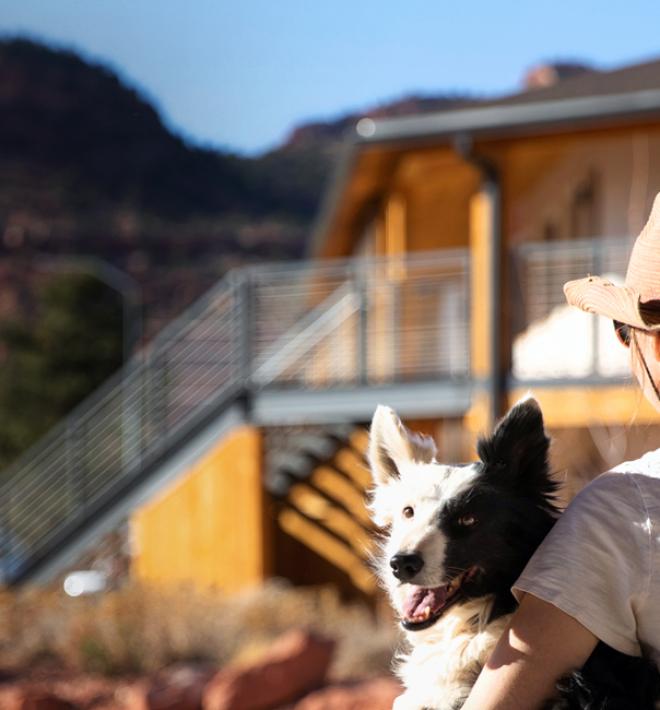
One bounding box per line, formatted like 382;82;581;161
368;397;660;709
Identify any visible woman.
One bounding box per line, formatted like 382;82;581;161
462;193;660;710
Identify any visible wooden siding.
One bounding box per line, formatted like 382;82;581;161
393;149;477;252
508;385;660;428
131;426;270;591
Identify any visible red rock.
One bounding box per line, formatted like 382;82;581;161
149;664;216;710
116;681;149;710
294;677;402;710
0;688;23;710
49;672;121;709
11;690;77;710
203;630;335;710
123;665;216;710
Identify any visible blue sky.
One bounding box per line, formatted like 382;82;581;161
2;1;660;155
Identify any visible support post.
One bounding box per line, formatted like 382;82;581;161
454;135;505;445
464;178;504;442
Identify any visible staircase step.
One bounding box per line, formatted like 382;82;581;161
310;466;372;526
287;483;372;555
277;506;376;594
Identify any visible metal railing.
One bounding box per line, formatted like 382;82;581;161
249;252;470;387
0;249;469;583
512;237;634;381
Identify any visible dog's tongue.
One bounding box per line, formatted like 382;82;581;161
402;585;448;619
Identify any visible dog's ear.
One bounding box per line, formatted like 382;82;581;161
368;405;437;485
477;395;550;485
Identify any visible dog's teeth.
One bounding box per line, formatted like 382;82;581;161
422;606;431;619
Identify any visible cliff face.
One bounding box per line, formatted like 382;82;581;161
0;38;471;334
0;39;305;334
0;39;261;218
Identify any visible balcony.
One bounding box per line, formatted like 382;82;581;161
511;237;634;384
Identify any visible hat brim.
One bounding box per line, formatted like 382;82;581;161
564;276;660;330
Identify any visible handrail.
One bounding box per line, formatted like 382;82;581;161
251;283;359;386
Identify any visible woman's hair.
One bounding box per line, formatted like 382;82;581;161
639;300;660;327
630;329;660;406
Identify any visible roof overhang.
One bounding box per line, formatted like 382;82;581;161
309;88;660;258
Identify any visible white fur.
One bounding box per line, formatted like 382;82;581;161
395;598;510;709
369;405;506;710
371;462;480;590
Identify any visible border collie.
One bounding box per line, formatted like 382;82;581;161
368;397;660;709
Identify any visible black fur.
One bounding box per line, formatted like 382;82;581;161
547;643;660;709
439;398;559;622
450;398;659;709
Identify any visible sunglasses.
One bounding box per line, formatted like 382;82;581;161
613;320;632;348
612;320;660;406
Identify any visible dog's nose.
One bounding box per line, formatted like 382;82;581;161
390;553;424;582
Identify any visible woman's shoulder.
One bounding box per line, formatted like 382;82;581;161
610;448;660;479
567;448;660;515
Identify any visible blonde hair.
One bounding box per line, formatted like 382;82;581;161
630;329;660;408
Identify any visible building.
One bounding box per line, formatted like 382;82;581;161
4;58;660;597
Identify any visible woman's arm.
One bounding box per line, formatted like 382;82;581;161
462;593;598;710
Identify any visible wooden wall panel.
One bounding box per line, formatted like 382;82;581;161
387;149;477;253
130;426;270;591
508;385;660;428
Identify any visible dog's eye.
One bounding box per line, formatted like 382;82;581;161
458;514;477;527
402;506;414;519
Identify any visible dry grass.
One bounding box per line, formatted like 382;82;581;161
0;580;398;679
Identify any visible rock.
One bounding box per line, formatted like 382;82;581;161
203;629;335;710
0;688;23;710
294;677;402;710
115;681;149;710
149;664;216;710
9;690;77;710
0;661;128;710
0;668;19;683
48;672;121;709
123;665;216;710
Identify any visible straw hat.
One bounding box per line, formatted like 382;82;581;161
564;192;660;329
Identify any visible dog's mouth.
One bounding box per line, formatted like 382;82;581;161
400;566;479;631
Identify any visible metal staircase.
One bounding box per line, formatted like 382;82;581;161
0;250;470;585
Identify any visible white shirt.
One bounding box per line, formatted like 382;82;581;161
513;449;660;665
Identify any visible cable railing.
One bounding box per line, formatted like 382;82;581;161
0;249;470;583
249;252;470;387
511;236;634;381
